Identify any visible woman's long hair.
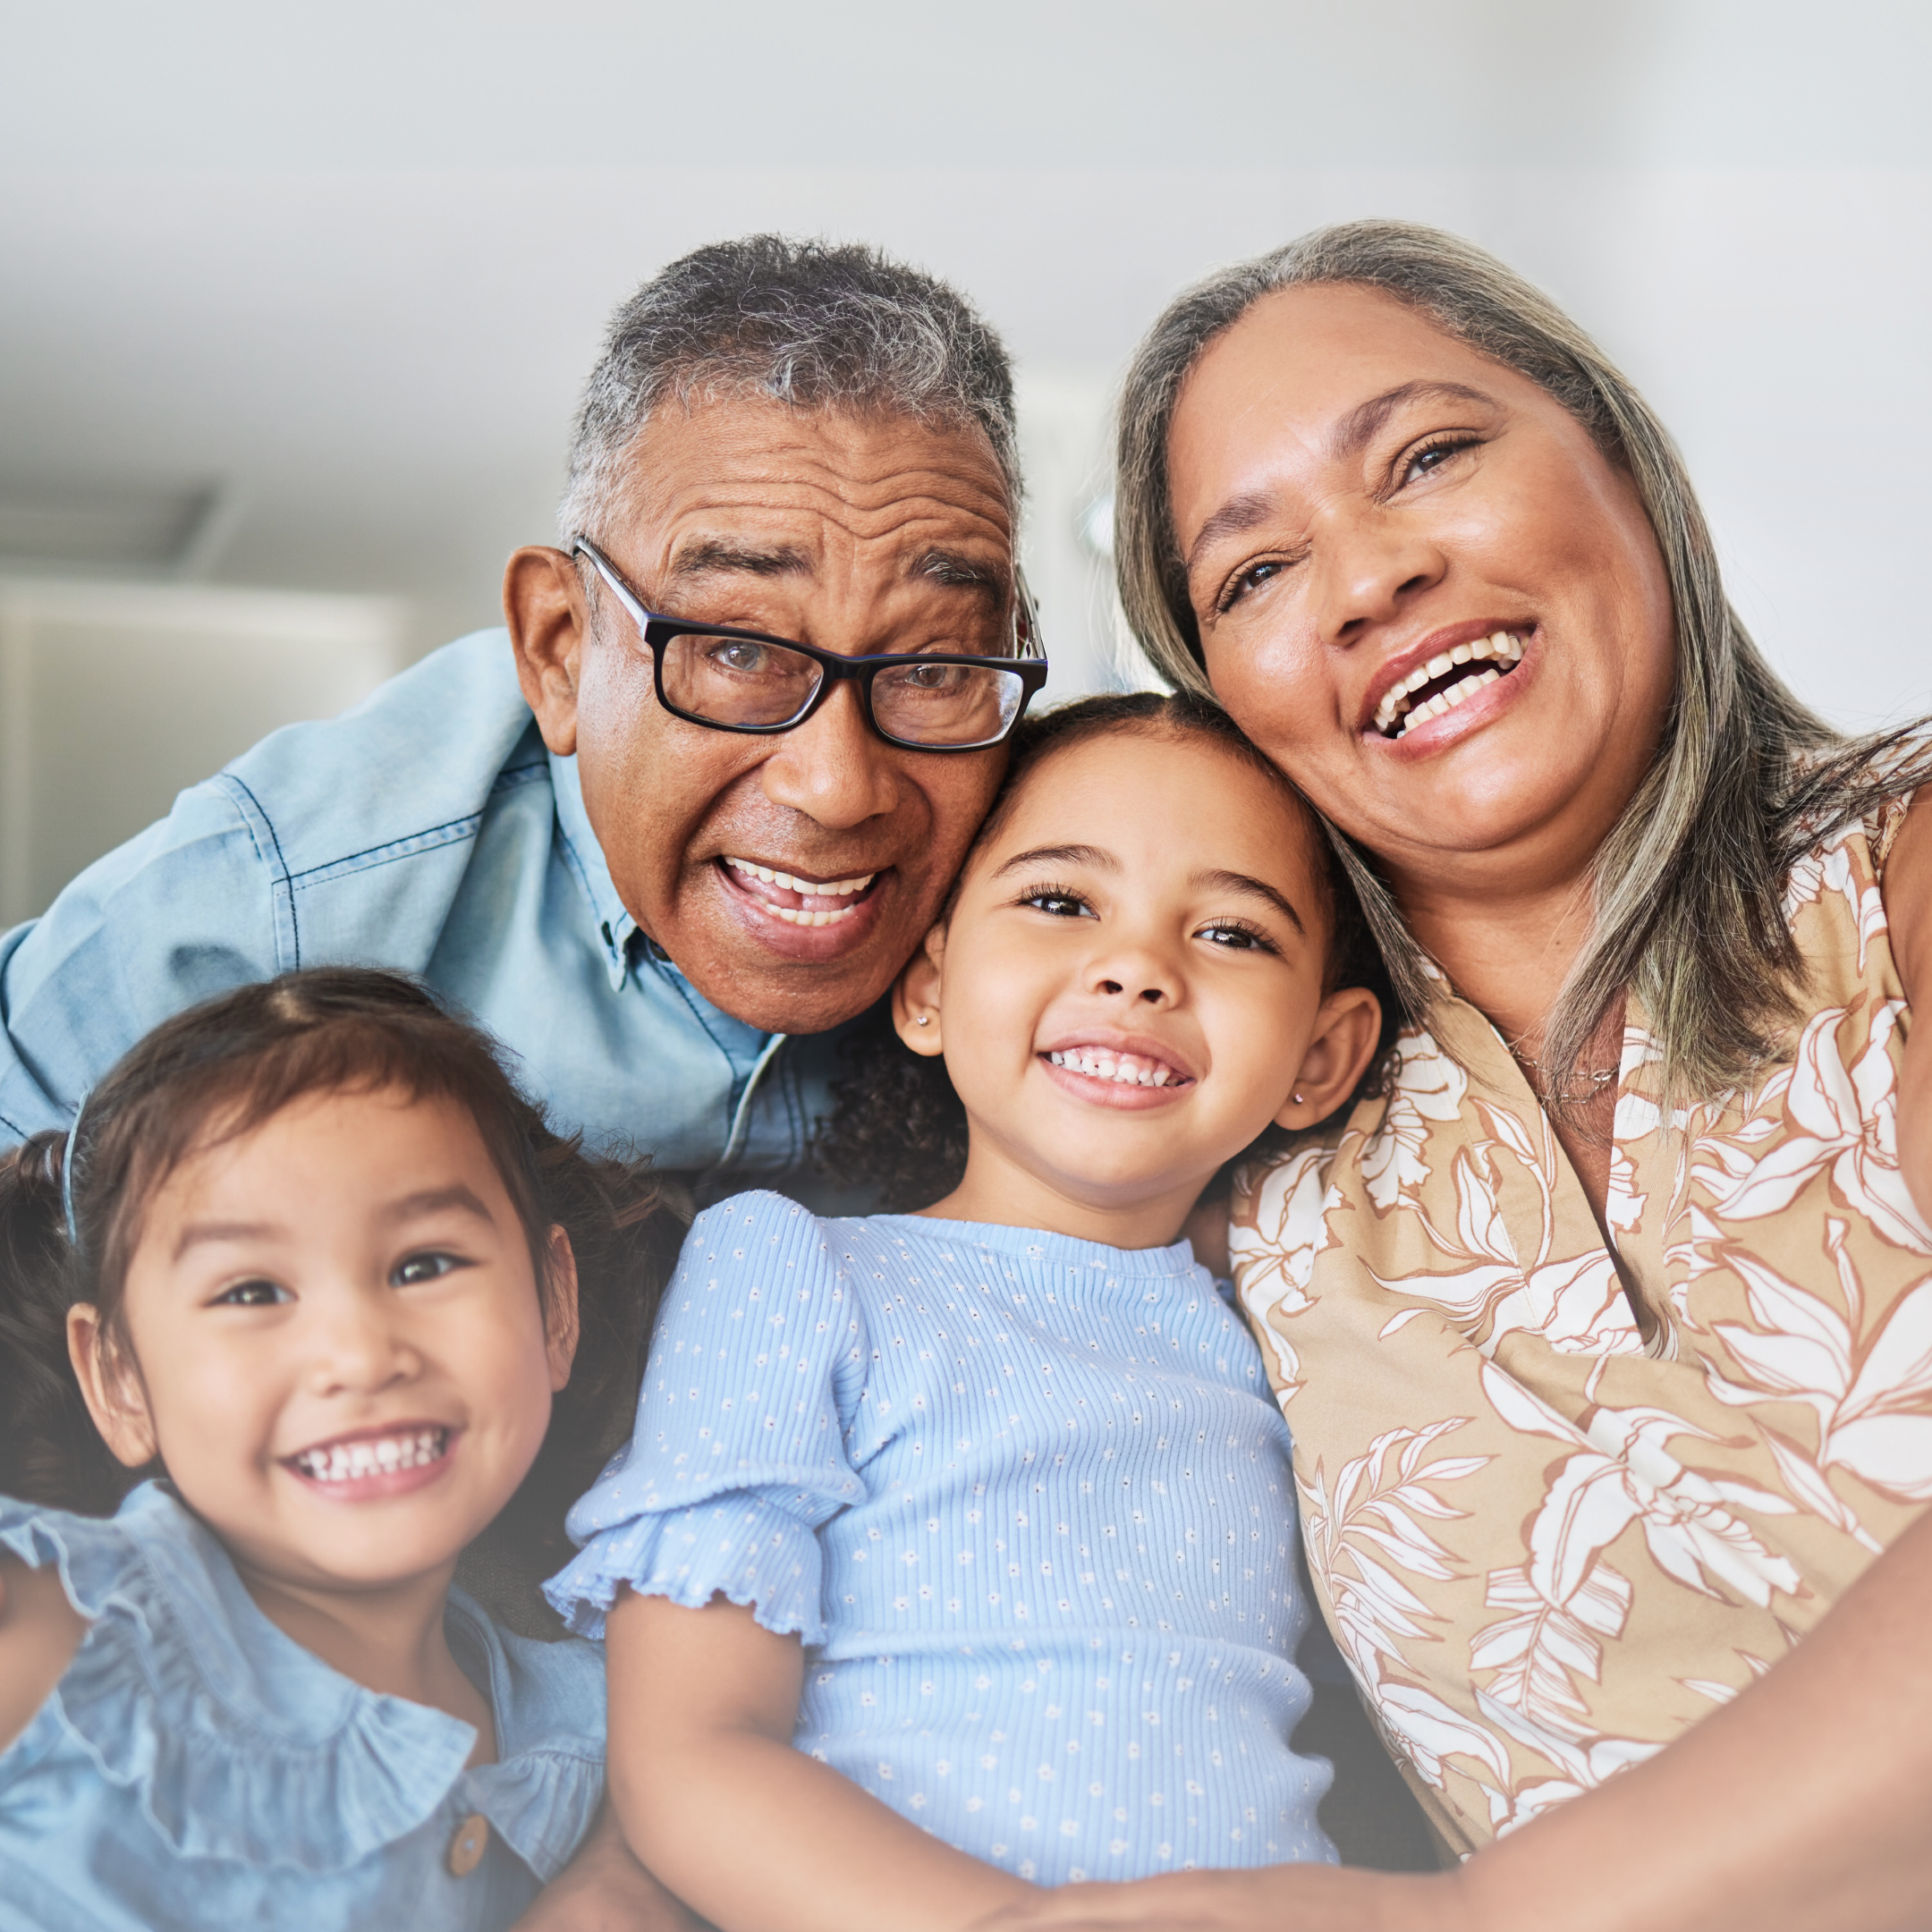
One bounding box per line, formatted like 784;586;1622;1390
0;970;679;1605
1114;219;1932;1105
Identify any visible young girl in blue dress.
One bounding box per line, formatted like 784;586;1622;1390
0;970;677;1931
547;693;1395;1931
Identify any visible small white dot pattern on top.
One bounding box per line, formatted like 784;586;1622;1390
548;1192;1334;1882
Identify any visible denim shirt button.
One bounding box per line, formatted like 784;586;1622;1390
447;1813;489;1877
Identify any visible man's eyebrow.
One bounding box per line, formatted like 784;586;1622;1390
1327;379;1496;462
992;843;1119;878
663;538;814;584
913;548;1004;606
1192;867;1305;934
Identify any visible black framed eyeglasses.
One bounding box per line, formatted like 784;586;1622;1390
572;538;1048;751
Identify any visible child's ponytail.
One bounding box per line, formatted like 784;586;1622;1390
0;1132;137;1514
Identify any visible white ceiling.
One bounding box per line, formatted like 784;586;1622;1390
3;0;1929;724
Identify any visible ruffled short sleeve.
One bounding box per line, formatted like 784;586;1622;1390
544;1191;869;1643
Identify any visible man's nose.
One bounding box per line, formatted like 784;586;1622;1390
758;680;901;830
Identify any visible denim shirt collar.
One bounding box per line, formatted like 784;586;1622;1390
547;749;639;991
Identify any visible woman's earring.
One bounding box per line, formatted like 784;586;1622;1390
1292;1091;1305;1105
916;1014;930;1027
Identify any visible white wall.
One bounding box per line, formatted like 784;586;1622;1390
2;3;1928;901
0;580;405;922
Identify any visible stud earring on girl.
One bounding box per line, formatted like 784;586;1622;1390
916;1015;930;1026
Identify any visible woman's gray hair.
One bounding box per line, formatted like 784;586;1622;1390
561;234;1021;547
1115;219;1929;1106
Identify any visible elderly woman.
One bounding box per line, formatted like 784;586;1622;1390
988;223;1932;1931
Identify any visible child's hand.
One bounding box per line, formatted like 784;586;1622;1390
962;1865;1463;1932
0;1554;88;1760
509;1801;712;1932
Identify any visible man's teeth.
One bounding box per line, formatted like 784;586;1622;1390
1373;631;1523;737
292;1428;448;1484
724;857;876;926
1046;1049;1178;1088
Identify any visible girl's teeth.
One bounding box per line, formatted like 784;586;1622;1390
295;1428;448;1484
1046;1049;1176;1088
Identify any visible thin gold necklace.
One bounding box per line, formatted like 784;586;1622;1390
1507;1043;1619;1102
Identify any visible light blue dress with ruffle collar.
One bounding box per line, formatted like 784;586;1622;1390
0;1482;606;1931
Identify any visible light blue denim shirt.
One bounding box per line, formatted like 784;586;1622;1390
0;631;860;1193
0;1483;606;1932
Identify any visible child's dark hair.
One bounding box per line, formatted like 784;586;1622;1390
817;691;1401;1211
0;970;678;1606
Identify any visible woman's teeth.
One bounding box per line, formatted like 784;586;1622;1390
1374;631;1524;738
1046;1048;1178;1088
292;1428;448;1483
724;856;877;927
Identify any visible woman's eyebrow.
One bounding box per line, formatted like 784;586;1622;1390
992;843;1117;878
1327;378;1496;461
1192;867;1304;934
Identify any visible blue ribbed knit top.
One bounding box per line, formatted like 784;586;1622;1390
547;1192;1334;1884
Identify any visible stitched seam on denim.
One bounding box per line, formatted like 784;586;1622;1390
214;775;300;972
286;815;484;890
549;809;624;963
491;758;550;794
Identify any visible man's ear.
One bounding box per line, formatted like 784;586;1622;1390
1272;987;1384;1131
66;1307;159;1470
542;1226;582;1394
504;546;587;756
890;926;947;1059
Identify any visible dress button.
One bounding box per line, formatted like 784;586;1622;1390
447;1811;490;1877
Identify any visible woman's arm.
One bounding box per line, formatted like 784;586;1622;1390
964;790;1932;1932
607;1588;1033;1932
970;1495;1932;1932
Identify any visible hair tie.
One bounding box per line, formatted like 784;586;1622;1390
61;1090;89;1247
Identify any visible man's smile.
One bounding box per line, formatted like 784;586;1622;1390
722;855;880;928
709;852;896;957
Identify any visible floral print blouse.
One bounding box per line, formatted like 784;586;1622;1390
1231;799;1928;1855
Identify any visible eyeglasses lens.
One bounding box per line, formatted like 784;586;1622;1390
662;634;822;728
869;660;1025;746
662;634;1025;747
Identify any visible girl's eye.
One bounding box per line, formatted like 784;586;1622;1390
214;1278;290;1308
1019;886;1097;919
392;1250;469;1288
1199;921;1276;953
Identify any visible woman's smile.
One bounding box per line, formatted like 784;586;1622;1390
1364;622;1530;741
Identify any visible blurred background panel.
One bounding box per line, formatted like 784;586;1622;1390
2;0;1928;914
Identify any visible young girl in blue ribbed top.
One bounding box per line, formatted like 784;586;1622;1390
547;693;1394;1931
0;970;682;1931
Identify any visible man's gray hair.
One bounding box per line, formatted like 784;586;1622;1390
561;235;1021;545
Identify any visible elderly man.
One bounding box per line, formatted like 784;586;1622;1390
0;236;1039;1199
